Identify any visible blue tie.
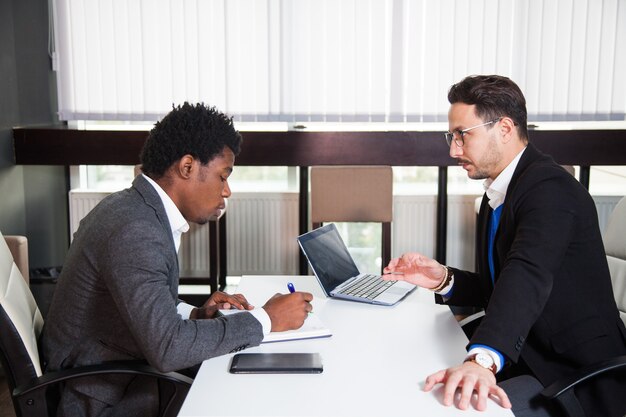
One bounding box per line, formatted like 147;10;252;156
488;205;503;283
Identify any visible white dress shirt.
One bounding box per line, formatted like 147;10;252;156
483;147;526;210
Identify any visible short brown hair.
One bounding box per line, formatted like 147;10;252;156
448;75;528;142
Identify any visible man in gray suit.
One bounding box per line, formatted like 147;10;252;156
42;103;313;416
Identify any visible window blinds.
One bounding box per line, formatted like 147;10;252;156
52;0;626;123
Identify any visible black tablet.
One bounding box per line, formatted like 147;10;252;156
229;353;323;374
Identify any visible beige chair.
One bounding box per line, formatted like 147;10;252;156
0;231;192;416
310;166;393;273
603;196;626;325
4;235;29;283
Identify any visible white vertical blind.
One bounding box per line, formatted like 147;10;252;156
53;0;626;122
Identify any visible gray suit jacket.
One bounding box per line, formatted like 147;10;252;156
42;175;263;415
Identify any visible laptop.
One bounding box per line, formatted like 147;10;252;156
297;224;416;305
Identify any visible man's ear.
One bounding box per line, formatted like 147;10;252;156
177;155;195;179
499;117;516;144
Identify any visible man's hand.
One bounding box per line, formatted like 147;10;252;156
190;291;253;320
262;292;314;332
382;252;447;290
424;362;512;411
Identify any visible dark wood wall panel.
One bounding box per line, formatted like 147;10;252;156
12;125;626;270
14;126;626;166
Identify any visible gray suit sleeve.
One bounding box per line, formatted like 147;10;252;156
101;219;263;372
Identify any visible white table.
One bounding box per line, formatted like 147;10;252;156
178;276;514;417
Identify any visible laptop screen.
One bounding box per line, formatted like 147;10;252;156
297;224;361;293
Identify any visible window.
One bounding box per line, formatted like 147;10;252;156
589;166;626;195
335;222;382;275
84;165;135;191
57;1;626;193
53;0;626;123
74;164;296;193
229;166;297;193
393;166;438;195
392;166;485;196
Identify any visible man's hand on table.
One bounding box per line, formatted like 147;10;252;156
424;361;512;411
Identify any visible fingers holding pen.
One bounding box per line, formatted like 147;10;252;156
263;291;314;332
289;291;314;314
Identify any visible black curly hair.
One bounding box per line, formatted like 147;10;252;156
448;75;528;143
140;102;242;178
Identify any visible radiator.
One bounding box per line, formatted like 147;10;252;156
68;190;300;276
179;193;300;277
68;191;111;241
68;191;622;276
393;194;479;271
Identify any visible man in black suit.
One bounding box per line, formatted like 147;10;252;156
384;75;626;416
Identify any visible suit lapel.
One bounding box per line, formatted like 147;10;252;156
507;143;542;194
131;175;180;275
487;144;544;285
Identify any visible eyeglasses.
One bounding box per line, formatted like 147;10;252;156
444;118;502;147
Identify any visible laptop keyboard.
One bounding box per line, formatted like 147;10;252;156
337;274;396;300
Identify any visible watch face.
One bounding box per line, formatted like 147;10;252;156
475;353;494;368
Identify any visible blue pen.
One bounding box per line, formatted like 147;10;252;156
287;282;296;293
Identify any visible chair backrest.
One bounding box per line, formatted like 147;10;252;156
310;166;393;272
310;166;393;224
0;231;44;393
603;196;626;325
4;235;29;283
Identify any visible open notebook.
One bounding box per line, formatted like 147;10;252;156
218;309;331;343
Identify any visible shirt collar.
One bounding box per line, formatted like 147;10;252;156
483;147;527;209
142;174;189;251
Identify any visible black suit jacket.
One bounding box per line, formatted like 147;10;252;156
438;144;626;417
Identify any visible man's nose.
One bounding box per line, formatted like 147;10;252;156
449;140;463;158
222;180;232;198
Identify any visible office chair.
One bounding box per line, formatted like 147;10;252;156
538;195;626;417
4;235;29;283
0;231;192;417
603;195;626;327
310;166;393;274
